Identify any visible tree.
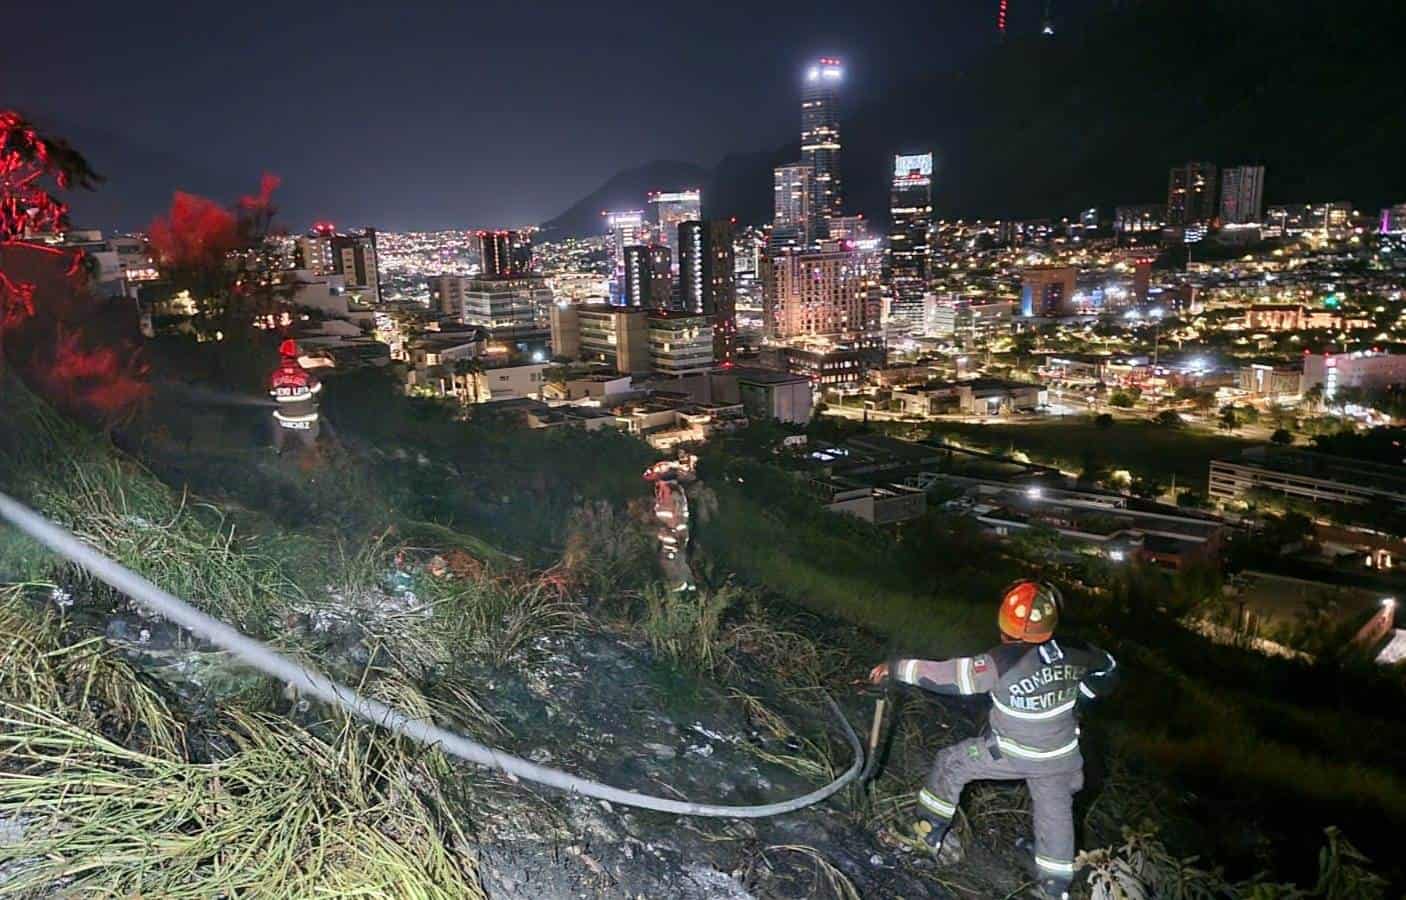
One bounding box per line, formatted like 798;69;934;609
1108;391;1135;408
1271;427;1293;446
1095;412;1115;429
1191;390;1217;412
1218;404;1242;433
1155;409;1183;427
1303;383;1325;413
452;356;483;405
2;111;101;346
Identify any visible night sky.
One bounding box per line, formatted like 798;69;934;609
8;0;1088;232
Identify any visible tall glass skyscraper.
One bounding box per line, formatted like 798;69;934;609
801;57;844;229
887;153;933;329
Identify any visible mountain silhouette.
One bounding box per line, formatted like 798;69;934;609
544;0;1406;236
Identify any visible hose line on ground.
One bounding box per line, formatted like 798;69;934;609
0;490;862;818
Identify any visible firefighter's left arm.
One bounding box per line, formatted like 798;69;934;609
1077;646;1120;704
892;654;999;696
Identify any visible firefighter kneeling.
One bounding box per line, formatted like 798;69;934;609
269;339;322;454
868;581;1119;900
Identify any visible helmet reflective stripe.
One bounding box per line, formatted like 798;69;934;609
992;696;1076;720
1035;855;1076;875
918;788;957;818
994;734;1080;760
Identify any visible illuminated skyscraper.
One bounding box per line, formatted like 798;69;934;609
1219;165;1265;225
801;57;844;229
623;244;673;310
605;210;647;304
679;219;737;364
772;163;813;246
1167;162;1218;226
648;190;701;248
887;153;933;329
476;229;533;278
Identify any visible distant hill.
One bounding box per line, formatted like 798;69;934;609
537;160;710;239
546;0;1406;235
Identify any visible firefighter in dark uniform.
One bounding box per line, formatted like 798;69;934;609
269;339;321;454
868;581;1119;900
644;454;696;592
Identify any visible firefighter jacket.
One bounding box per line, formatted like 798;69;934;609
894;638;1118;767
269;360;322;430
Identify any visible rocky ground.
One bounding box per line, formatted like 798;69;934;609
79;582;1042;900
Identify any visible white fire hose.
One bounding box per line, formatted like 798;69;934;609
0;490;861;818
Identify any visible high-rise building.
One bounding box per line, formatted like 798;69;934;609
1381;203;1406;235
477;229;533;278
604;210;647;302
679;219;738;364
428;274;467;317
772;163;812;247
762;242;879;339
887;153;934;330
1219;165;1265;225
295;226;380;303
801;57;844;229
461;275;553;334
551;303;650;374
1020;266;1077;317
623;244;673;309
1166;162;1218;226
647;312;715;375
648;190;701;248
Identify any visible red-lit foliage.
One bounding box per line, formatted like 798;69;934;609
1;110;100;242
147;191;240;270
1;241;150;421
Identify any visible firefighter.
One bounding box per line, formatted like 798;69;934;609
644;455;696;592
268;339;322;454
868;581;1118;900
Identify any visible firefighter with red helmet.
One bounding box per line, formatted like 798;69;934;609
269;339;322;454
643;454;697;592
868;580;1119;900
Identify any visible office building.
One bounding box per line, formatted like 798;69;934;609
679;219;738;364
649;190;701;248
295;226;380;303
1166;162;1218;226
550;303;650;374
888;153;934;330
777;335;886;387
604;210;647;298
1020;266;1077;317
772;163;813;246
1302;351;1406;399
801;57;844;228
460;275;553;333
1266;202;1354;236
762;242;879;339
1219;165;1265;224
1114;205;1165;235
477;229;533;278
1210;447;1406;508
623;244;673;309
428;274;467;317
927;297;1014;342
647;312;715;375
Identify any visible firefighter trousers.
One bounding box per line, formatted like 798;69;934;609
917;736;1083;888
272;420;320;453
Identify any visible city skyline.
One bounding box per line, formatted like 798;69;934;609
7;0;1073;232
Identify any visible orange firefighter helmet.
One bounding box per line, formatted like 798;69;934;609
998;580;1062;643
